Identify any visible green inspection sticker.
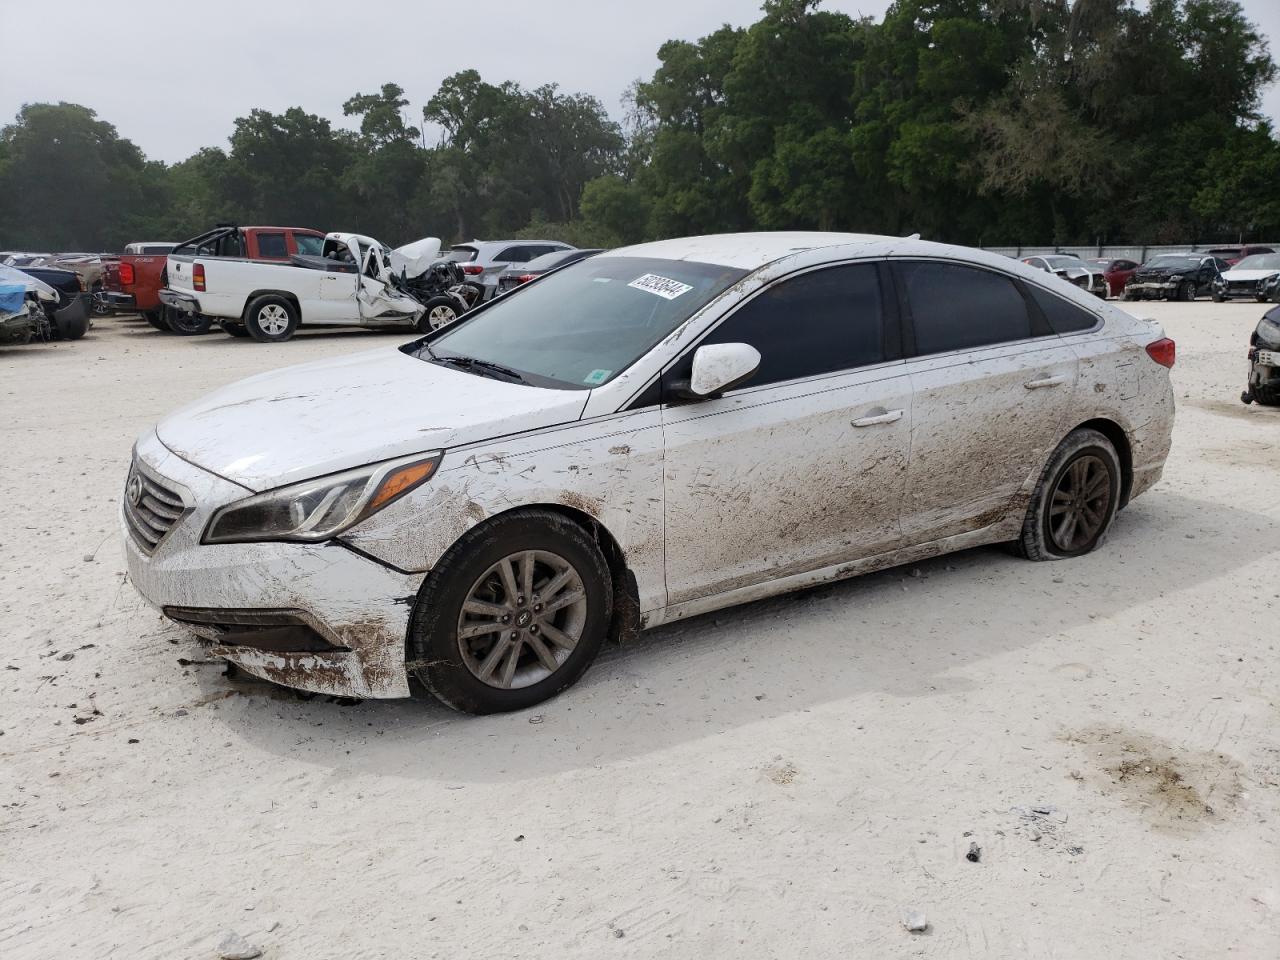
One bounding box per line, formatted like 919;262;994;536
583;369;611;385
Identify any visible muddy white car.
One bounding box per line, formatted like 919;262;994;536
123;233;1176;713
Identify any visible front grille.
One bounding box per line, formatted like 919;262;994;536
123;459;187;553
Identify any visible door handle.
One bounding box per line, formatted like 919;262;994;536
852;408;904;427
1024;376;1066;390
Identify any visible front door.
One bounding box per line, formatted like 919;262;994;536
661;262;912;605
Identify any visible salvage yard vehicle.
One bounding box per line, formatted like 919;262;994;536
102;241;177;326
494;248;605;296
124;232;1176;713
12;263;92;339
1211;253;1280;302
1020;255;1107;298
0;264;60;344
161;232;462;341
1242;305;1280;406
1205;244;1274;266
445;239;575;301
1124;253;1227;301
1087;257;1141;298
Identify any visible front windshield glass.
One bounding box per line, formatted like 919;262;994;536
1145;256;1200;269
416;256;747;389
1233;254;1280;271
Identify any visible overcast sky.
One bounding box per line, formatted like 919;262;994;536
2;0;1278;164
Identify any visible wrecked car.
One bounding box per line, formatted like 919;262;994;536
1020;255;1107;298
1212;253;1280;303
11;263;92;339
1124;254;1227;301
0;264;59;344
161;233;468;341
124;233;1175;713
1242;305;1280;406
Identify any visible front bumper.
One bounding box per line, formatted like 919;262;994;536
1126;281;1178;299
159;289;200;315
122;430;425;698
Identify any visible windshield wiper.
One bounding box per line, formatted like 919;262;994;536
431;354;528;385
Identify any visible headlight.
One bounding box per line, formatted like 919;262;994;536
203;452;441;544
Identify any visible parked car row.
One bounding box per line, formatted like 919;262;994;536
1018;245;1280;302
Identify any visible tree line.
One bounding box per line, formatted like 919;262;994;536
2;0;1278;253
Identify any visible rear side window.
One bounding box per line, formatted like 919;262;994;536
294;234;324;256
699;263;885;387
1027;285;1099;334
899;261;1033;355
446;246;478;263
495;246;532;264
257;233;287;258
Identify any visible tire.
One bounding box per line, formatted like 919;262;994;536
166;307;211;336
1013;428;1122;562
218;320;250;338
1176;281;1194;302
1121;289;1134;301
1252;383;1280;407
142;310;171;332
417;296;462;333
409;509;613;714
1213;292;1224;302
244;295;299;342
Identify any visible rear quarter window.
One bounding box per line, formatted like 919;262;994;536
1027;285;1100;334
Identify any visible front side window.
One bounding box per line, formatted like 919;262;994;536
257;233;287;258
414;256;746;389
698;263;885;388
899;261;1034;355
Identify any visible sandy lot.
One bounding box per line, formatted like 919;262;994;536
1;305;1278;959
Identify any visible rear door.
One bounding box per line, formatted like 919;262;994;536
661;261;913;604
895;259;1079;542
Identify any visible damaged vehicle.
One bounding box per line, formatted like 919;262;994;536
11;263;92;339
124;233;1176;713
1020;255;1107;298
161;233;468;341
0;264;59;344
1211;253;1280;302
1241;305;1280;406
1124;254;1226;301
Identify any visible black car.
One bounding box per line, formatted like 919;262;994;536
13;265;91;339
495;248;605;295
1242;306;1280;406
1123;254;1229;301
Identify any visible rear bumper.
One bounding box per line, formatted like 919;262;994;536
159;289;200;314
105;292;137;311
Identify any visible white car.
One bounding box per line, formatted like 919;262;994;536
123;232;1176;713
1212;252;1280;302
1020;255;1108;298
161;233;466;341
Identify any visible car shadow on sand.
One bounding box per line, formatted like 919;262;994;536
196;488;1278;782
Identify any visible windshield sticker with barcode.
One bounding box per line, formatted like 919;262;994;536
628;274;693;300
583;369;612;385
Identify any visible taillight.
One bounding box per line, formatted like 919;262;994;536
517;274;535;284
119;262;135;286
462;265;484;275
1145;337;1175;368
193;263;206;292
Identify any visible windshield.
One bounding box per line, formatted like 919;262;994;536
1232;254;1280;271
415;256;748;389
1145;256;1199;269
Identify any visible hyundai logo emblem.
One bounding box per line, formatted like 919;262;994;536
126;473;144;507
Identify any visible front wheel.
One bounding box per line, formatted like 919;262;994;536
1213;291;1225;302
244;295;299;342
1014;428;1121;561
1176;281;1194;301
409;510;613;714
417;296;461;333
166;307;211;335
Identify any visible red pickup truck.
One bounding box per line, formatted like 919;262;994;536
107;225;325;331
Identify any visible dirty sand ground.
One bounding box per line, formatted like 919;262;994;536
1;305;1278;959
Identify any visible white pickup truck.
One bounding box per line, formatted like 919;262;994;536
160;233;469;342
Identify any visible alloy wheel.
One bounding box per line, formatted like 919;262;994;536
1048;454;1112;552
429;305;458;329
456;550;587;689
258;304;290;336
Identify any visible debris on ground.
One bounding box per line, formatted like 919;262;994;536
966;841;982;862
902;908;928;933
216;931;262;960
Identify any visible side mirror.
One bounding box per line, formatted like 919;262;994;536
673;342;761;400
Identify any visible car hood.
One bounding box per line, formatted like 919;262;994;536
155;347;589;491
1134;265;1193;277
1221;268;1278;282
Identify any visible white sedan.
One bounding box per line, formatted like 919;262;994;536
123;233;1176;713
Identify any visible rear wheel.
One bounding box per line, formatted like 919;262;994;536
409;510;612;714
142;309;170;331
166;307;211;335
1014;428;1121;561
244;295;299;343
